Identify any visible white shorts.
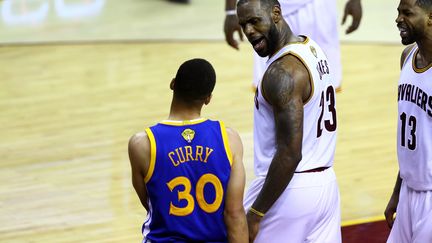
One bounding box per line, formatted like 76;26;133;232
244;167;341;243
253;0;342;89
387;181;432;243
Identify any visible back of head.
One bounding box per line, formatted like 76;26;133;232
173;58;216;102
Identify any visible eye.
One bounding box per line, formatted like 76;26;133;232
249;17;260;25
403;10;412;16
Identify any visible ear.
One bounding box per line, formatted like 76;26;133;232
204;94;212;105
428;12;432;26
271;5;282;23
170;78;175;90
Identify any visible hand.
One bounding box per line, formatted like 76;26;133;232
341;0;362;34
224;14;244;50
246;210;262;243
384;193;399;228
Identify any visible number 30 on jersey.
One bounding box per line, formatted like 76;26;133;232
167;173;223;216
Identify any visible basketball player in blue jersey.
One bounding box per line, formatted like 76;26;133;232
237;0;341;242
384;0;432;242
128;59;248;243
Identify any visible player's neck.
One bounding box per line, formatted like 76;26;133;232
416;38;432;66
271;23;302;57
168;100;203;121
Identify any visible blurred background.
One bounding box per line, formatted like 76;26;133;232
0;0;402;242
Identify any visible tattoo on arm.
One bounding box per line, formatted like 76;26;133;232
252;61;304;213
262;62;295;108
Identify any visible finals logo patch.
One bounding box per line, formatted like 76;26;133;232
181;129;195;143
310;46;317;58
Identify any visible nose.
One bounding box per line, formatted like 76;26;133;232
395;14;402;24
243;23;255;36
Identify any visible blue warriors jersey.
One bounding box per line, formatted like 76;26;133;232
143;118;233;243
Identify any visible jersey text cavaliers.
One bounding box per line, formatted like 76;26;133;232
398;83;432;118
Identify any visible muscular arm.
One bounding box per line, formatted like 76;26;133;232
251;56;308;213
128;132;151;211
246;56;310;240
224;127;248;243
224;0;243;50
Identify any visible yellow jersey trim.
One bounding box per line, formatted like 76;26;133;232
219;121;233;167
412;49;432;73
160;118;207;126
144;128;156;183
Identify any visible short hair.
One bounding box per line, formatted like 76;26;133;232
237;0;280;10
416;0;432;10
173;58;216;101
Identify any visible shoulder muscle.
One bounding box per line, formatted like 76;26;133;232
128;132;151;175
262;55;309;109
400;44;416;69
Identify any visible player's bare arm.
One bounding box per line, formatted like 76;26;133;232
224;0;243;50
383;45;416;228
247;55;311;240
224;127;248;243
128;132;151;211
384;172;402;228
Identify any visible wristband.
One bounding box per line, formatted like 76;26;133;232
249;207;265;217
226;9;237;16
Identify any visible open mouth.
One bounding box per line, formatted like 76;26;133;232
398;25;408;37
251;37;265;51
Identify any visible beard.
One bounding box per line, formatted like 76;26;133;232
401;33;416;45
401;25;423;45
266;23;280;56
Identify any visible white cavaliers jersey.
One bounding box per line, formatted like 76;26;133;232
253;37;337;176
397;45;432;191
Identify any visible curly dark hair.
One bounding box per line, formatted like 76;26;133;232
173;58;216;102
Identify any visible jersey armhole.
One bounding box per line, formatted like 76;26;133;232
218;121;233;167
261;52;314;106
144;128;156;183
287;52;314;105
401;44;416;69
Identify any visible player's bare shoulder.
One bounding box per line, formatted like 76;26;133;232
400;43;416;69
128;132;151;172
129;132;149;151
262;55;310;106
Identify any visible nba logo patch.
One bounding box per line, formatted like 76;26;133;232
310;46;317;58
181;129;195;143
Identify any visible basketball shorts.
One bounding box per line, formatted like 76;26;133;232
387;181;432;243
244;167;341;243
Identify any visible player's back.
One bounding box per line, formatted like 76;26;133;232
143;118;232;243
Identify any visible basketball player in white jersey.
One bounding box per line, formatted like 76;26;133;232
384;0;432;242
224;0;362;91
236;0;340;242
